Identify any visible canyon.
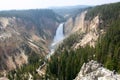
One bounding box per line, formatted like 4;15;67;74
0;2;120;80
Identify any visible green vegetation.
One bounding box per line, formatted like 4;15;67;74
85;2;120;28
95;20;120;71
46;2;120;80
46;46;94;80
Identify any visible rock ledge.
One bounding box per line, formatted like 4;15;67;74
74;60;120;80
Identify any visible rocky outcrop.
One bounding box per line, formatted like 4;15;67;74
0;77;9;80
74;60;120;80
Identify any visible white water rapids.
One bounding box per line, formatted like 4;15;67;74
47;23;64;58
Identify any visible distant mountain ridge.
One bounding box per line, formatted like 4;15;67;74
50;5;91;9
50;5;91;19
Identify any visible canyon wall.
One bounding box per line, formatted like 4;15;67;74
64;11;104;48
0;9;61;74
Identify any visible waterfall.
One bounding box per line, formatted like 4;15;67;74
52;23;64;46
47;23;64;58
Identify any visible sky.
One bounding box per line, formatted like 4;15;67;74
0;0;120;10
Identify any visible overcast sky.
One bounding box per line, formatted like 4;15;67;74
0;0;120;10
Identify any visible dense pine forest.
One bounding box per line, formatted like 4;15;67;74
46;2;120;80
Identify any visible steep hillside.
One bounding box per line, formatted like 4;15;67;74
46;2;120;80
0;9;63;76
